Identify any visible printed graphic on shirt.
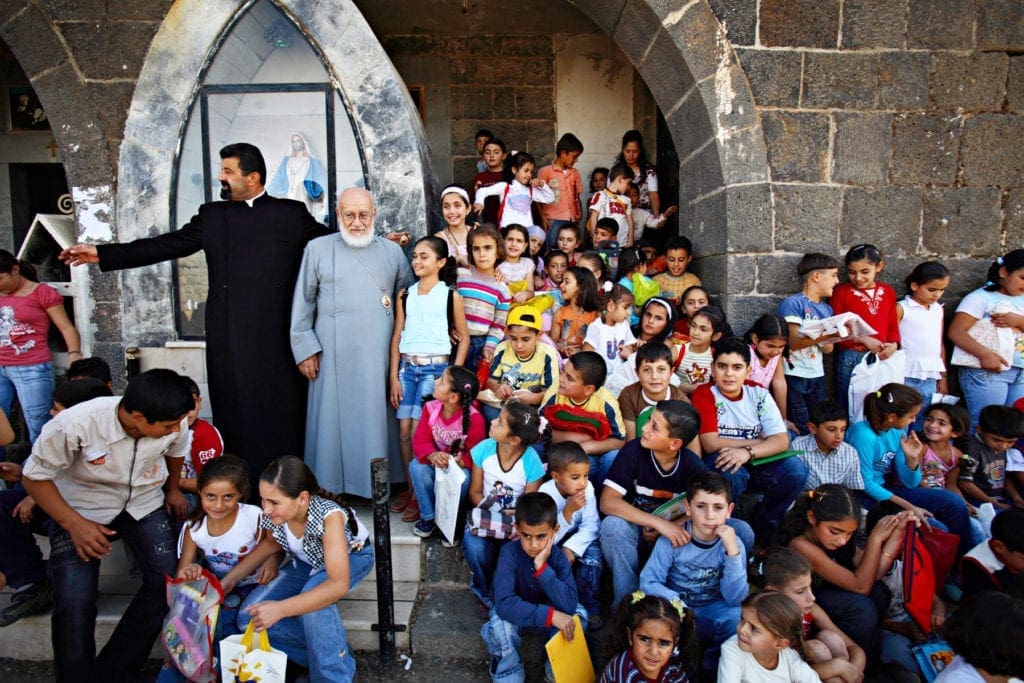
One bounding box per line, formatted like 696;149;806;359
484;480;516;511
0;306;37;355
715;391;775;440
681;362;709;385
679;560;725;606
499;360;544;392
508;190;532;215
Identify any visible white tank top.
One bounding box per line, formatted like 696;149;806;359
179;503;263;585
399;281;451;355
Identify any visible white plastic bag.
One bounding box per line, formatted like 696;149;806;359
848;350;906;423
434;459;467;545
220;621;287;683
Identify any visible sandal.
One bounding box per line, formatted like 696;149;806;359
389;490;411;513
402;497;421;523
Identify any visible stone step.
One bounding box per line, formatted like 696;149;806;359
0;575;418;660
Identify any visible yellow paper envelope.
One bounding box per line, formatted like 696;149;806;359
545;615;595;683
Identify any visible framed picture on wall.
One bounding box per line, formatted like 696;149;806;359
7;86;51;132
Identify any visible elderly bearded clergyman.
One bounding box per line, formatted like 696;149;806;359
291;187;414;498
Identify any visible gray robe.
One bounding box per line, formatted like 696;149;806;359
290;233;414;498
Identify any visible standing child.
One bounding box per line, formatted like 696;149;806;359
437;185;474;267
472;138;509;225
745;313;793;432
653;236;700;307
538;133;585;250
175;376;225;510
457;225;512;369
717;592;822;683
898;262;951;432
556;224;582;268
832;244;901;411
409;366;486;542
540;442;604;629
762;548;867;683
474;129;494;173
157;456;279;683
498;224;536;305
231;456;374;682
552;266;601;358
390;235;470;522
482;492;583;683
463;401;544;610
587;164;635;246
627;183;677;244
584;282;637;377
947;248;1024;430
474;151;555;229
777;253;845;433
674;306;729;395
586;167;609;208
601;594;695;683
640;472;749;672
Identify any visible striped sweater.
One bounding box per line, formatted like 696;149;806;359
457;267;511;351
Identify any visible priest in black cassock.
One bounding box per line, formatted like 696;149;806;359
60;142;330;482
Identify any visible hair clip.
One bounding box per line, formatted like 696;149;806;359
670;598;687;619
808;489;815;499
602;281;614;293
875;391;882;398
998;256;1005;265
538;415;549;433
464;383;473;392
631;590;646;604
598;252;608;264
887;392;894;403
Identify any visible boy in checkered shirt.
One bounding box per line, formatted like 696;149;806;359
793;400;864;491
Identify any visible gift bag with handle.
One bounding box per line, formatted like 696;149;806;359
161;569;223;683
434;457;466;545
220;621;287;683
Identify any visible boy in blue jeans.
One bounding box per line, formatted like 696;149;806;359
483;492;582;683
21;369;193;682
639;471;748;672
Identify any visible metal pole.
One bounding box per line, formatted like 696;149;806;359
370;457;398;665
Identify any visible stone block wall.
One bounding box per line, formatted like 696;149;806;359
705;0;1023;315
382;35;557;190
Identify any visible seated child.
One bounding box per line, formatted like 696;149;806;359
463;401;544;609
717;592;822;683
583;283;637;377
793;399;864;491
653;236;701;307
21;369;194;680
542;350;626;489
539;442;603;629
618;343;689;441
692;337;805;542
935;590;1024;683
409;366;486;542
638;239;667;275
177;376;225;509
640;471;749;671
482;492;582;683
674;305;728;395
601;593;695;683
593;217;620;249
961;404;1024;510
762;547;867;682
600;401;754;608
960;507;1024;599
483;305;560;422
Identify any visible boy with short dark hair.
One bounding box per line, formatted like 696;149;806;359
483;491;581;682
777;253;845;432
538;133;585;250
960;507;1024;599
653;235;701;306
639;471;748;670
539;442;603;628
961;404;1024;509
176;376;225;505
21;369;194;681
793;399;864;491
586;164;634;246
692;337;806;542
618;342;687;440
599;400;753;607
475;128;494;173
592;217;619;246
542;351;626;488
483;305;560;422
66;355;113;387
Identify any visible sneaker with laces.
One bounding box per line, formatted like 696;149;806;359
0;580;54;627
412;519;436;538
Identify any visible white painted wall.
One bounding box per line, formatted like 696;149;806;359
553;33;634;193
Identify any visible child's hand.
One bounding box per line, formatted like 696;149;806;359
563;489;586;518
428;451;452;469
901;431;925;468
247;600;287;632
714;446;752;474
534;533;554;572
389;377;403;410
512;291;529;303
530;179;547;189
257;555;279;584
617;342;635;360
0;461;22;483
867;513;902;545
496;384;514;400
662;206;678;219
164;489;189;520
472;202;484;214
562;547;576;565
980;350;1011;372
877;342;898;360
481;347;494;364
828;659;864;683
13;494;36;523
551;610;576;642
177;563;204;581
715;523;740;556
653;518;691;547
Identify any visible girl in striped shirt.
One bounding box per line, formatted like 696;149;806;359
457;224;511;369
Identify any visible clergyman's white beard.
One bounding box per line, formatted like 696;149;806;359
341;228;374;249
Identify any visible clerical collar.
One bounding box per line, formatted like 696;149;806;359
244;190;266;208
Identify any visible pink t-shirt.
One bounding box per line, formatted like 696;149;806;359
0;283;63;366
746;343;782;389
537;165;583;222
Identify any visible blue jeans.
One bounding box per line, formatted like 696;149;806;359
836;348;867;412
481;605;587;683
48;507;177;682
462;530;508;606
785;374;826;434
571;543;603;619
466;336;488;371
408;458;471;522
0;361;54;444
704;452;808;542
396;359;449;420
694;600;742;671
890;484;974;558
0;487;48;589
958;366;1024;432
236;547;373;683
589;448;619;493
903;377;937;432
599;514;754;609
